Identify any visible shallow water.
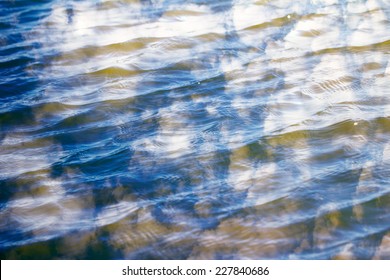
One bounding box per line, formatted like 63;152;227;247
1;0;390;259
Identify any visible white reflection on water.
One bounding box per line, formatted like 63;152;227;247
1;0;390;259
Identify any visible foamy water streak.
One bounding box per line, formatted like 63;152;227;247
1;0;390;259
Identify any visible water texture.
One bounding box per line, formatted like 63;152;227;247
1;0;390;259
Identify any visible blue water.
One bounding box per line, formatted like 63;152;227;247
1;0;390;259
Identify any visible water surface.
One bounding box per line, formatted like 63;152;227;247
1;0;390;259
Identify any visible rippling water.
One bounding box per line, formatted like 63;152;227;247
1;0;390;259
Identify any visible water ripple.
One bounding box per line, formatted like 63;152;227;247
1;0;390;259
